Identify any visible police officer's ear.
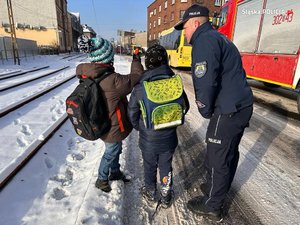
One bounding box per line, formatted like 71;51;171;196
193;17;207;28
189;17;200;29
194;18;202;28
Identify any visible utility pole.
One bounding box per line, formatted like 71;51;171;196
6;0;20;65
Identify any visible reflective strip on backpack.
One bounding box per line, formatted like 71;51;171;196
139;100;147;128
154;120;182;130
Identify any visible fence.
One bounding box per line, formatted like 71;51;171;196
0;36;41;64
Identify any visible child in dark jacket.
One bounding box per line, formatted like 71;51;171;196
76;36;143;192
128;45;189;208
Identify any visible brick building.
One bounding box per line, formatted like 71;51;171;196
147;0;222;46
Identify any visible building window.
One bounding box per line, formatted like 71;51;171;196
158;17;161;26
154;9;156;15
165;1;168;9
149;22;152;29
180;10;185;19
214;0;221;6
164;15;167;24
150;11;153;17
171;12;174;21
154;21;156;27
159;5;161;12
149;34;151;40
181;0;187;2
154;33;156;39
172;0;175;4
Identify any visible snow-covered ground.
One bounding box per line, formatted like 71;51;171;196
0;54;299;225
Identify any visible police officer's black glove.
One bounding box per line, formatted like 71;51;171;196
132;53;141;62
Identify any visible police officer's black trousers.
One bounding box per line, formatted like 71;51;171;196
141;149;174;191
203;106;253;210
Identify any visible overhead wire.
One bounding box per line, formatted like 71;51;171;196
91;0;101;36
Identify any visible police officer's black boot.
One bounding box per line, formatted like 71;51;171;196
200;183;210;196
187;196;223;222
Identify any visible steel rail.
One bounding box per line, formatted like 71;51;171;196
0;115;68;190
0;75;76;117
0;65;50;80
0;66;69;92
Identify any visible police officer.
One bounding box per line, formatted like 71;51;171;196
174;4;253;222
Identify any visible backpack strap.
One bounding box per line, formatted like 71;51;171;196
80;71;113;83
94;71;113;83
147;74;172;82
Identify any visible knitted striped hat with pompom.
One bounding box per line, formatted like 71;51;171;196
77;36;114;64
88;37;114;63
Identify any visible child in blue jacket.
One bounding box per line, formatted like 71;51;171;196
128;45;189;208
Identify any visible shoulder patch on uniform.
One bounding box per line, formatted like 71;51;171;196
194;61;207;78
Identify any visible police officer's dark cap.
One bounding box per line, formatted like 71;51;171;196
174;4;209;30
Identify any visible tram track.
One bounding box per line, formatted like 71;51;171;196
0;76;78;190
0;55;84;191
0;66;69;92
0;115;68;190
0;65;50;80
67;54;87;61
0;75;76;117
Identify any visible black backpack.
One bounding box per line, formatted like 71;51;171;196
66;74;111;140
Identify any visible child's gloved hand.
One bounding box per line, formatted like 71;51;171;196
133;53;141;62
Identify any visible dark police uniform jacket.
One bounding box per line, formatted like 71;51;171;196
190;22;253;118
